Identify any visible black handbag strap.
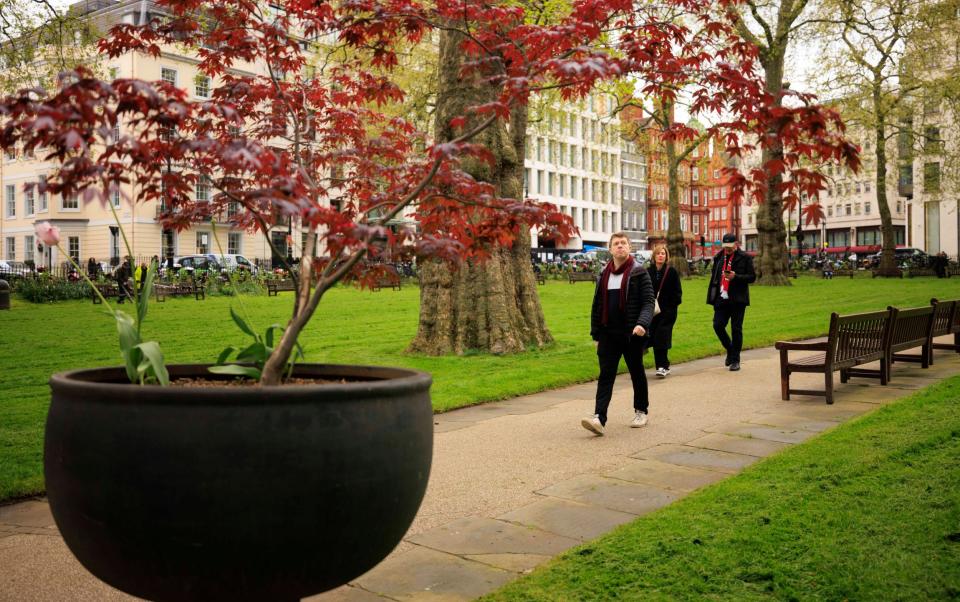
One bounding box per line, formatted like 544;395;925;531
655;266;669;299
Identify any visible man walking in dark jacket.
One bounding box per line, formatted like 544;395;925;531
707;233;756;371
582;232;656;436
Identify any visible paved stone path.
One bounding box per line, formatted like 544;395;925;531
2;337;958;602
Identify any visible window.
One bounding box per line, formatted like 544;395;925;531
5;184;15;217
161;67;177;86
828;205;833;217
855;182;861;193
195;75;210;98
112;182;121;207
5;237;15;260
196;176;210;202
924;126;943;154
62;192;78;210
855;202;861;215
864;180;871;193
38;177;47;211
25;187;35;215
196;231;210;254
896;201;903;214
24;235;34;264
693;189;699;206
110;228;120;261
923;162;941;193
228;232;241;255
162;229;176;259
865;202;871;214
68;236;80;263
548;172;555;196
845;204;851;216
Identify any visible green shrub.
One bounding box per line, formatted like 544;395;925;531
15;278;92;303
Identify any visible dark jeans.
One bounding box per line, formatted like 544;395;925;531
654;347;670;369
713;302;747;363
594;332;648;425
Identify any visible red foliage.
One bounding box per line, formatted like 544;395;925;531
0;0;857;275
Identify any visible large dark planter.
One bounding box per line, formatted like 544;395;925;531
45;364;433;601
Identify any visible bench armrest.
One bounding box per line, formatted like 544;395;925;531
774;340;829;351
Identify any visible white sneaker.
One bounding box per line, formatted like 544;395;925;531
631;411;648;428
662;367;670;377
581;414;604;436
656;367;670;378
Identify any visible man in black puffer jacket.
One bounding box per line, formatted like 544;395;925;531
582;233;656;436
707;233;756;372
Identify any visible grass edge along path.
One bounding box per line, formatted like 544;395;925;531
482;375;960;601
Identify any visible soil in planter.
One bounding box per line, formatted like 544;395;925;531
170;376;357;388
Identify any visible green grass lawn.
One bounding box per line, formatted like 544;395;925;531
483;375;960;601
1;276;958;501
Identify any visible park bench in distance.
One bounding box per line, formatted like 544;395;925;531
930;298;960;363
776;309;892;404
155;280;206;302
90;283;120;304
906;268;937;278
266;280;296;296
568;272;597;284
885;305;935;378
371;275;402;292
822;268;856;279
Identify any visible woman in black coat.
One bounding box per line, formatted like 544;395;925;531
647;244;682;377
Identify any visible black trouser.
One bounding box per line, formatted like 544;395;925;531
713;302;747;363
654;347;670;369
594;332;648;426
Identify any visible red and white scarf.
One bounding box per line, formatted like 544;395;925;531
720;252;734;299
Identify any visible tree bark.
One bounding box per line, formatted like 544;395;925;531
407;27;552;356
754;52;792;286
665;138;689;275
872;77;901;276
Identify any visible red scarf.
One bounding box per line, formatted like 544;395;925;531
600;255;634;326
720;251;734;296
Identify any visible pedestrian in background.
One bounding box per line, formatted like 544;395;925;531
647;244;682;378
582;232;656;436
707;233;756;371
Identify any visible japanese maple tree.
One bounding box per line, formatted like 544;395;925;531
0;0;859;383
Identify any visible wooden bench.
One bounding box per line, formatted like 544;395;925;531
266;280;296;296
947;266;960;277
872;269;903;278
91;283;121;304
776;309;892;404
568;272;597;284
906;268;937;278
155;281;206;301
533;271;545;285
787;270;798;279
885;305;934;378
829;269;856;278
929;298;960;362
371;276;402;292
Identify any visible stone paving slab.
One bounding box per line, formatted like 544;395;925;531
602;458;728;492
407;517;579;559
462;553;553;574
497;497;636;542
703;422;818;444
351;545;514;602
633;444;759;474
537;474;679;515
0;499;56;531
304;585;389;602
686;432;792;458
743;413;841;433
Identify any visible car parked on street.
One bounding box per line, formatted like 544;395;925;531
212;253;258;274
0;260;34;280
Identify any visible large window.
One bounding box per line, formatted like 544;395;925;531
38;176;47;211
196;231;210;254
24;187;34;215
827;229;850;247
68;236;80;263
5;237;15;260
195;75;210;98
161;67;177;86
62;192;78;210
5;184;15;217
228;232;241;255
923;162;941;193
24;235;34;264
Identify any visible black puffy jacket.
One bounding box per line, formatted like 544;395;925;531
590;264;656;340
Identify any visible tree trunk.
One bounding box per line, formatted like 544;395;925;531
873;81;901;277
665;139;689;275
407;27;552;356
754;43;792;285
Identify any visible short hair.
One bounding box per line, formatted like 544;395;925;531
608;232;630;247
651;243;670;264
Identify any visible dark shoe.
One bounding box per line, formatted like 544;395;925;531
729;362;740;371
724;356;732;367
